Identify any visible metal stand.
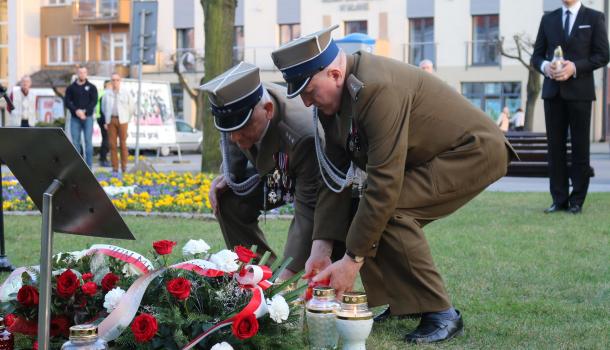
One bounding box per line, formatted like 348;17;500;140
0;161;14;272
37;179;62;350
134;8;146;169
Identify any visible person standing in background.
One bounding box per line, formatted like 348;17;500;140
496;106;510;133
531;0;609;214
97;80;111;167
64;66;98;168
511;108;525;131
418;59;434;73
102;73;134;174
7;75;37;127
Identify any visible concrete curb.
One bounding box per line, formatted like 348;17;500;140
3;211;294;220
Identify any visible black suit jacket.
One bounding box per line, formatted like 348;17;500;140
531;6;609;101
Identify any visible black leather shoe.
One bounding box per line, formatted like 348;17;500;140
404;310;464;344
544;203;568;213
374;307;421;322
568;204;582;214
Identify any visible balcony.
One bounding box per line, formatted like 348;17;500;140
72;0;130;25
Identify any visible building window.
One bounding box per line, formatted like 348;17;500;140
233;25;244;63
344;20;367;35
0;0;7;83
171;83;184;121
177;28;194;50
462;82;521;121
472;15;499;66
100;32;128;63
48;0;71;5
279;23;300;46
47;36;81;65
409;17;435;66
77;0;117;18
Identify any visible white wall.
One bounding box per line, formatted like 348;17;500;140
8;0;42;86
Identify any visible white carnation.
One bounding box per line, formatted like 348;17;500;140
266;295;290;323
103;287;126;313
211;342;234;350
209;250;239;273
182;239;211;257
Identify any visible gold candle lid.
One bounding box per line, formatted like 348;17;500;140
313;286;335;298
342;291;367;305
554;46;563;57
69;324;98;340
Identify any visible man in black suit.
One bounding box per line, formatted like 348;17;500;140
532;0;609;214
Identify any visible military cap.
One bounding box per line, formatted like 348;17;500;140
271;25;340;99
199;62;264;132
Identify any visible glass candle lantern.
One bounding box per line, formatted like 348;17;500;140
306;286;340;350
61;324;108;350
0;317;14;350
335;292;373;350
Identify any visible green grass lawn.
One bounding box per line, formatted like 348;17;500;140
2;192;609;349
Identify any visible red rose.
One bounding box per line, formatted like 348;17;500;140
166;277;191;300
81;281;98;296
17;285;39;307
8;316;37;335
234;246;257;263
56;269;80;299
33;341;38;350
231;313;259;340
101;273;120;292
152;240;177;255
4;314;16;328
81;272;94;281
50;316;70;338
131;313;158;343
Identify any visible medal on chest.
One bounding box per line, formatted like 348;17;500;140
347;118;363;158
265;152;294;205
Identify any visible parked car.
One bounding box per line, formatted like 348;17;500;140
172;120;202;154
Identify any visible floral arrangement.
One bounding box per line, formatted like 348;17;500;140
0;247;142;349
0;240;306;350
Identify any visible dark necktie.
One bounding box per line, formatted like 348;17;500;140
564;10;571;39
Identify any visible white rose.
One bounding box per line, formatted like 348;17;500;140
266;295;290;323
211;342;234;350
209;250;239;273
182;239;211;257
103;287;126;313
0;277;22;302
121;263;141;278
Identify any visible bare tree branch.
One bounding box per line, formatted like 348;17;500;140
42;71;65;98
172;53;198;100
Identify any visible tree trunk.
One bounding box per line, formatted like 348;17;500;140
524;67;542;131
200;0;236;172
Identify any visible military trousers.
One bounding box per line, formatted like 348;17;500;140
215;182;310;272
360;144;511;315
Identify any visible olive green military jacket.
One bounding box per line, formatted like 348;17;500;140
313;52;515;257
225;82;319;261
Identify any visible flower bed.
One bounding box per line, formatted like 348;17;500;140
2;171;295;215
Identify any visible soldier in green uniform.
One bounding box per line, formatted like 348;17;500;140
272;26;517;343
201;62;320;280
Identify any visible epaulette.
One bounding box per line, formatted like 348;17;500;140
347;74;364;102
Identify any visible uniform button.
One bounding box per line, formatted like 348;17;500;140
372;243;377;248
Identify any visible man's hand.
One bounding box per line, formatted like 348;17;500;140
312;254;363;299
104;124;108;130
543;61;554;78
209;175;227;215
76;109;86;120
553;60;576;81
303;240;333;280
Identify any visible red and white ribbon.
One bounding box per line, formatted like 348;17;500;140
84;244;154;275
